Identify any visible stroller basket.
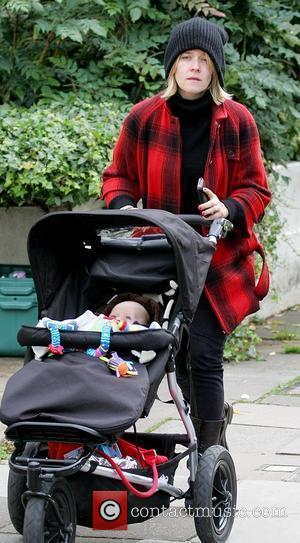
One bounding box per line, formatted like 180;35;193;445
62;432;189;526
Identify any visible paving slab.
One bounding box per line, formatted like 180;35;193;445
256;305;300;340
0;358;22;397
231;403;300;429
287;383;300;394
76;509;197;541
0;465;8;499
223;355;300;403
0;535;22;542
259;394;300;407
221;423;300;455
220;479;300;543
276;436;300;456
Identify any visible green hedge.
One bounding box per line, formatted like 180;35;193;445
0;96;128;209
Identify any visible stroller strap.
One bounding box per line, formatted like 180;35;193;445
96;449;159;498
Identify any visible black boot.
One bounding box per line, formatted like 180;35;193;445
191;415;223;453
191;402;234;453
219;401;234;450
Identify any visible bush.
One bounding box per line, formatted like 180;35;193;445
0;96;129;209
0;1;298;169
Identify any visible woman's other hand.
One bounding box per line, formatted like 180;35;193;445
198;188;229;219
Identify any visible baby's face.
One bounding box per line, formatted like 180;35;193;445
109;301;150;326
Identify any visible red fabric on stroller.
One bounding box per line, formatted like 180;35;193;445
48;437;169;465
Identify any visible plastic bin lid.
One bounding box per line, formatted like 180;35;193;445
0;278;35;297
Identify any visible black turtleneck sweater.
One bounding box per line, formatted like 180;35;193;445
168;91;212;213
168;92;245;225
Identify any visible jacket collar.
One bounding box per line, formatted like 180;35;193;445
163;93;228;122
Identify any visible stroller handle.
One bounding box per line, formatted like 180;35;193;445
177;214;212;227
178;215;234;240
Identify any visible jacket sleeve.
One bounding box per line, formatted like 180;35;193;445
228;104;271;236
100;110;141;208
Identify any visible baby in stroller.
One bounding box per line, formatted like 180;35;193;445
103;292;162;325
0;209;237;543
32;292;163;372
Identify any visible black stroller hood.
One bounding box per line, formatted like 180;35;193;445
27;209;215;323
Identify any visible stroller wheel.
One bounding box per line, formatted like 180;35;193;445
7;442;38;534
23;477;76;543
193;445;237;543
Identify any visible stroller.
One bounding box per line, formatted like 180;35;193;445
0;209;237;543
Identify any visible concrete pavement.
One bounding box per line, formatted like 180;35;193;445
0;306;299;542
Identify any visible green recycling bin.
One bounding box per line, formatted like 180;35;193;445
0;266;38;356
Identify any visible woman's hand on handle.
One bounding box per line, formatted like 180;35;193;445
198;188;229;220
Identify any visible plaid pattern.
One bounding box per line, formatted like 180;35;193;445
101;95;271;333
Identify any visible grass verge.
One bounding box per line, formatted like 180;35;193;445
284;345;300;354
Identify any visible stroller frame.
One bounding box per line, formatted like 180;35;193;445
3;211;237;543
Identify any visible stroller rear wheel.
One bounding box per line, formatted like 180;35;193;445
23;477;76;543
193;445;237;543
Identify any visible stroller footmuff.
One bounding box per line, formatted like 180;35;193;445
0;209;237;543
1;351;150;433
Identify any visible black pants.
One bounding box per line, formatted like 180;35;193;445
176;293;226;421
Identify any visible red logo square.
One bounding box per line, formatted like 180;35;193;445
93;491;128;530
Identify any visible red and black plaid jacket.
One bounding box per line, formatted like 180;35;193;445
101;95;271;333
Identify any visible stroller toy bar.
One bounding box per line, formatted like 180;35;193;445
47;319;138;378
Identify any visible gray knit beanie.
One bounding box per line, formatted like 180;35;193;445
164;17;228;86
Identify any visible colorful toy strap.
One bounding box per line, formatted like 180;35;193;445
86;322;111;358
47;320;78;355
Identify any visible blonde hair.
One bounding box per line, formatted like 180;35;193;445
161;52;232;105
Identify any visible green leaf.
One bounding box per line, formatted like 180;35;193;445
0;57;12;73
56;22;83;43
35;18;53;33
254;95;267;109
78;19;107;37
130;8;142;22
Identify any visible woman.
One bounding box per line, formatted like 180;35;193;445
101;17;271;454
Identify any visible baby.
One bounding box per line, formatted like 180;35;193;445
108;300;150;326
96;292;161;331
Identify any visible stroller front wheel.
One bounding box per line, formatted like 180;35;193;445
23;477;76;543
193;445;237;543
7;442;39;535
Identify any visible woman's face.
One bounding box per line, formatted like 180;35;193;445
174;49;212;100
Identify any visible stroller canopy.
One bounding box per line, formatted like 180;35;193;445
27;209;214;323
